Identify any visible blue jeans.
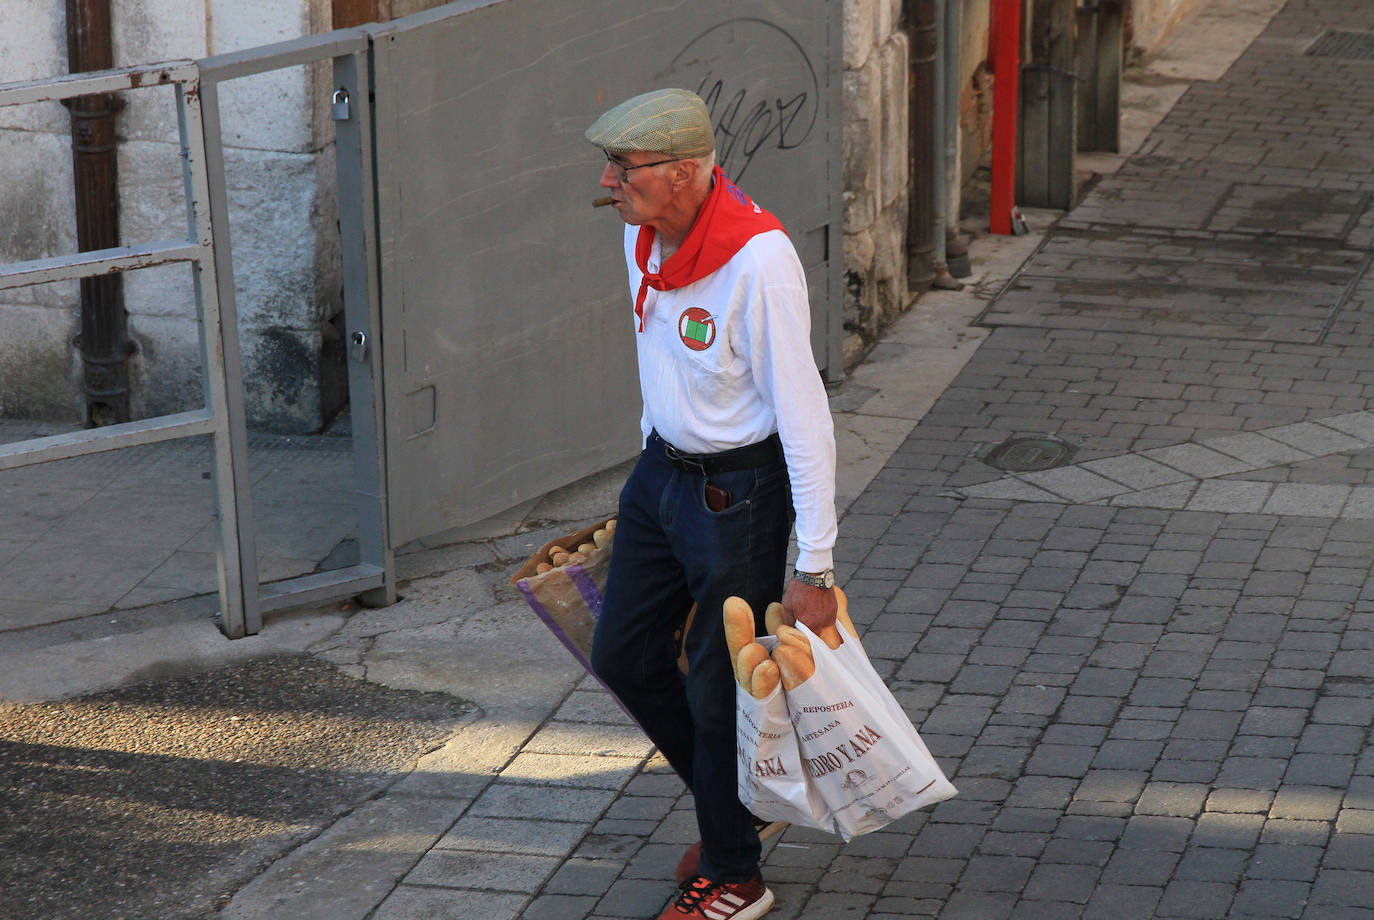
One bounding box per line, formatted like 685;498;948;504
591;432;793;883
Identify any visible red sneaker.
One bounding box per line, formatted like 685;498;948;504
659;874;774;920
674;819;787;884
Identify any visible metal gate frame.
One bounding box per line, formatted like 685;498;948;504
0;32;394;638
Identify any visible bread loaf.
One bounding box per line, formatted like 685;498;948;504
723;596;755;665
735;641;769;689
772;644;815;690
749;659;780;698
764;601;785;636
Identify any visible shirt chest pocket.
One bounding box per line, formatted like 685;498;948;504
669;303;743;380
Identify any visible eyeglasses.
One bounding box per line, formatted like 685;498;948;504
604;151;683;183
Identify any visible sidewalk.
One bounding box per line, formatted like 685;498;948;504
9;0;1374;917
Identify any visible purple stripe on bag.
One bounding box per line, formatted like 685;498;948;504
516;579;596;673
516;574;637;724
566;563;603;617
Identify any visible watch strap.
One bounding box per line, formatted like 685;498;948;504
793;569;834;589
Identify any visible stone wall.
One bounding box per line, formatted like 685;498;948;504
0;0;340;432
1130;0;1206;57
842;0;910;368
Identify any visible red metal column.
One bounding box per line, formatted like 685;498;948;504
989;0;1022;235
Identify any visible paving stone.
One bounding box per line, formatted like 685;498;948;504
1019;466;1130;502
1230;878;1313;918
1174;845;1250;883
371;887;529;920
434;816;592;857
1262;483;1353;517
1247;842;1324;882
1156;879;1237;919
404;849;561;891
1263;421;1368;456
1112;481;1200;510
1205;432;1314;467
518;894;600;920
1022;862;1103;903
1086;884;1167;920
1206;788;1275;815
938;890;1018;919
1187;479;1275;513
1144;444;1254;478
1316;410;1374;444
1284;753;1356;787
1136;782;1210;818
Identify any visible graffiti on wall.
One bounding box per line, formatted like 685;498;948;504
670;18;819;182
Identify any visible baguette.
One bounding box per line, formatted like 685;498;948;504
749;659;780;699
816;623;845;650
773;624;812;656
735;641;769;689
723;596;756;664
764;601;785;636
834;586;859;639
772;644;816;690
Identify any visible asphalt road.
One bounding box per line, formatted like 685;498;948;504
0;655;475;920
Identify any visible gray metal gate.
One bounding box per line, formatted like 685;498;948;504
363;0;843;546
0;34;393;639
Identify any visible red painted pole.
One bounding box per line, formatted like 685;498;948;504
989;0;1022;235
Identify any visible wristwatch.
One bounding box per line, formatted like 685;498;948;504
793;568;835;589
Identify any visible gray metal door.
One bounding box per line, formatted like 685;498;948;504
367;0;841;546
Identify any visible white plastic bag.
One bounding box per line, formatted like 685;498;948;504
783;622;957;840
735;635;832;831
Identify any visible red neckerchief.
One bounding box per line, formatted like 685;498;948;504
633;165;786;332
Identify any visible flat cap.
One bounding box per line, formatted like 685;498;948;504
585;88;715;158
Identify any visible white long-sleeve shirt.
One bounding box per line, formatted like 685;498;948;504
624;224;837;573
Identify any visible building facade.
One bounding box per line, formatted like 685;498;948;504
0;0;1199;431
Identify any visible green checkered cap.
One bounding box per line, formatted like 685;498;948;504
585;88;715;158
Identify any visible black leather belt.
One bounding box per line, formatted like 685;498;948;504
654;431;784;477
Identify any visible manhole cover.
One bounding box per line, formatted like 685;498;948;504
984;437;1074;472
1306;30;1374;60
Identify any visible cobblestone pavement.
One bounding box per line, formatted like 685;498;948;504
480;2;1374;918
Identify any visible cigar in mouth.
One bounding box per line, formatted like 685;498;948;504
593;196;614;208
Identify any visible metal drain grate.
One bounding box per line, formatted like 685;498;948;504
983;437;1074;473
1306;30;1374;60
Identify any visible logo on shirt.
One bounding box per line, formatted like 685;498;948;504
678;307;717;351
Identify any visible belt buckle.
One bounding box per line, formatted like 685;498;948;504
663;442;707;476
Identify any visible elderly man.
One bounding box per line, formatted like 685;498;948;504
586;88;838;920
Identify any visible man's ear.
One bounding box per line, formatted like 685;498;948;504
671;159;696;191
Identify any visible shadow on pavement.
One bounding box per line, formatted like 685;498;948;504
0;655;476;920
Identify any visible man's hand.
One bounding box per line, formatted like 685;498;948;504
782;578;838;634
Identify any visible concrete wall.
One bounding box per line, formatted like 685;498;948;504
0;0;341;432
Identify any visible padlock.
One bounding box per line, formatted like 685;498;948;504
331;88;351;121
349;330;368;362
